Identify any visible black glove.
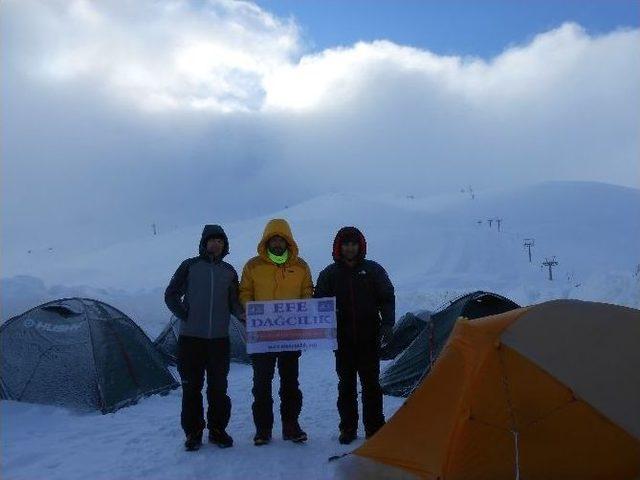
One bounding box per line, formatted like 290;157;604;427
379;324;393;347
177;306;188;322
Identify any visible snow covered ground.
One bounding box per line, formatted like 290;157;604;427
1;181;639;479
1;354;404;480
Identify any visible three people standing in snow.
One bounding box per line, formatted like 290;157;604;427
164;220;395;451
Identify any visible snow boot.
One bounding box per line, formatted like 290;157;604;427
209;428;233;448
253;431;272;446
338;429;357;445
184;430;203;451
283;421;307;443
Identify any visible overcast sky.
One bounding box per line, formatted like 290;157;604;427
2;0;639;254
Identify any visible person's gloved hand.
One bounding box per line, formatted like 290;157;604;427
379;324;394;347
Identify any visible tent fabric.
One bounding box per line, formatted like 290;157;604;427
348;300;640;480
0;377;9;400
0;298;179;413
380;291;519;397
154;315;250;365
332;454;420;479
154;316;180;365
381;310;431;360
501;300;640;439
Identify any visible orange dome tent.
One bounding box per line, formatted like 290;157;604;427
335;299;640;479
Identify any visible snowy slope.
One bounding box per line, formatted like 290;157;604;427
1;181;639;480
2;181;639;335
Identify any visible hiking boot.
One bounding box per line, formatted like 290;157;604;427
209;428;233;448
338;429;357;445
282;421;307;443
365;422;385;440
253;431;272;446
184;431;203;451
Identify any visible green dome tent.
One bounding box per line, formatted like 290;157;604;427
0;298;179;413
380;291;519;397
154;314;250;365
380;309;432;360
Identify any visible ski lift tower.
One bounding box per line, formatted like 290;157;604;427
523;238;535;262
542;257;559;281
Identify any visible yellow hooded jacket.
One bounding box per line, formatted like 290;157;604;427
239;219;313;306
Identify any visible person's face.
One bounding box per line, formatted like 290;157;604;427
267;235;287;256
341;241;359;261
206;237;225;258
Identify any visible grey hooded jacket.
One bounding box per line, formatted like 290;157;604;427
164;225;244;339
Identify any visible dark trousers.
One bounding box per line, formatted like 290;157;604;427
335;347;385;436
250;351;303;434
177;335;231;436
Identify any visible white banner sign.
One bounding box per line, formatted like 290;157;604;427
246;297;337;354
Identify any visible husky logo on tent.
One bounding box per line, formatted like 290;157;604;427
23;317;82;333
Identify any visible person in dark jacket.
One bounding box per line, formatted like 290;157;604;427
165;224;244;451
314;226;395;445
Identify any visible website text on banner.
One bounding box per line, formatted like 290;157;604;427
246;297;337;354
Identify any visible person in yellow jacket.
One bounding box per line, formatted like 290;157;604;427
240;218;314;446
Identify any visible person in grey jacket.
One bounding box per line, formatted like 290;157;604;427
165;224;244;451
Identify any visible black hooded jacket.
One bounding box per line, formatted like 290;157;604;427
314;227;395;351
164;225;243;339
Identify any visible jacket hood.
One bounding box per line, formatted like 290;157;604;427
258;219;299;262
332;226;367;262
199;224;229;258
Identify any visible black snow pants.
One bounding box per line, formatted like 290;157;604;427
177;335;231;436
335;345;385;437
250;351;303;434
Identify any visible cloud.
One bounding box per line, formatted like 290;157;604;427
8;0;300;112
2;0;639;254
